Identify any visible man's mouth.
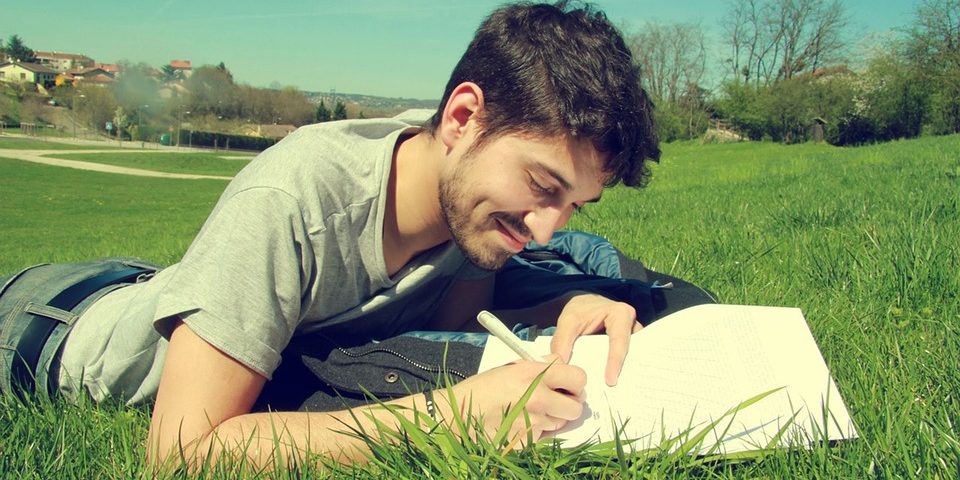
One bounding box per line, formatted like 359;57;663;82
494;218;529;253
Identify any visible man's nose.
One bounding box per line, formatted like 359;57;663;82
524;206;568;245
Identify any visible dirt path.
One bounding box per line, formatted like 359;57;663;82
0;147;234;181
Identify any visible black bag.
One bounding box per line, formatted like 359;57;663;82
255;237;716;412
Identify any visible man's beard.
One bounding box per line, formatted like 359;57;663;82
438;164;529;271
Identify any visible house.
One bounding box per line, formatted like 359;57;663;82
96;63;122;77
55;66;116;87
0;61;57;87
34;51;95;72
54;72;76;86
81;74;115;86
169;59;192;78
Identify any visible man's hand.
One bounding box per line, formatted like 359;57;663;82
550;292;641;386
447;357;586;444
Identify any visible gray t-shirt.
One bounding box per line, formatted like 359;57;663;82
59;110;480;404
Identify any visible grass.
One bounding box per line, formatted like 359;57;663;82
1;134;959;477
0;157;224;270
0;136;122;151
46;151;253;177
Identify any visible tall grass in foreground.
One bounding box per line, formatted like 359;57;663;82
1;134;959;477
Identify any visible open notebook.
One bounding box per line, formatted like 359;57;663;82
478;304;858;454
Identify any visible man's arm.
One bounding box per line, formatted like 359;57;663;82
147;319;587;469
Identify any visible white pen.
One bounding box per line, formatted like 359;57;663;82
477;310;538;361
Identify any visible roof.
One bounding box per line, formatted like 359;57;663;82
170;60;192;70
35;51;93;62
84;74;115;84
75;66;113;77
96;63;121;73
0;62;58;74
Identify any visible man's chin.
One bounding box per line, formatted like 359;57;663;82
463;252;509;272
460;244;513;272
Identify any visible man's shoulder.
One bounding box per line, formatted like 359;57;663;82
246;110;430;171
287;109;433;145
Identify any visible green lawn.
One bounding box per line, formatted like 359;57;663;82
0;136;122;151
47;151;253;177
0;157;225;270
1;135;958;478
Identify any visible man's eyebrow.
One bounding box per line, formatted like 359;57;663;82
535;161;602;203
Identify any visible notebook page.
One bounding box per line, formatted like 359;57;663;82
477;304;857;453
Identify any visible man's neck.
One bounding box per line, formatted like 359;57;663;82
382;131;450;276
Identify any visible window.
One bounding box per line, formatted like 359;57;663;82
20;73;26;80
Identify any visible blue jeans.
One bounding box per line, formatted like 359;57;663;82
0;258;158;397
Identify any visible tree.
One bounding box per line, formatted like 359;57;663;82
868;50;926;140
5;34;36;63
75;86;118;134
332;100;347;120
160;64;184;83
628;22;709;141
184;65;238;118
722;0;848;85
275;86;314;126
629;22;707;105
113;106;127;140
216;62;234;82
906;0;960;133
316;100;331;122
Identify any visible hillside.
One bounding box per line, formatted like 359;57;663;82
304;91;439;118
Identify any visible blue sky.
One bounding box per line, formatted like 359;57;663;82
2;0;919;99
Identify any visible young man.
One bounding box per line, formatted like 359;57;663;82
0;1;659;467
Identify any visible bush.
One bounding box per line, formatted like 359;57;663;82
713;81;766;141
179;129;278;151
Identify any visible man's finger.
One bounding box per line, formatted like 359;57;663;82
543;364;587;398
604;316;634;386
549;323;580;363
540;353;564;363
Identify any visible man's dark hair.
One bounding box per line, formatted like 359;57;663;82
426;1;660;187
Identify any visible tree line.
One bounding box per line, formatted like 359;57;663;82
1;39;352;142
5;0;958;146
0;35;37;63
630;0;960;145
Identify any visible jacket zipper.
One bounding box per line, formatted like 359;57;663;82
335;346;469;380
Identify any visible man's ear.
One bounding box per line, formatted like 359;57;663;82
438;82;484;149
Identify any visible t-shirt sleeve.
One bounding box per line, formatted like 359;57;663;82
154;187;314;379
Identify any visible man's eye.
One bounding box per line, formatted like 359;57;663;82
529;178;552;195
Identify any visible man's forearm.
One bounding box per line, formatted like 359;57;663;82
170;392;437;470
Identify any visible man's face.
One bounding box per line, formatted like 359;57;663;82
439;131;607;271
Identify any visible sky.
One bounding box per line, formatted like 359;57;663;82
2;0;921;100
